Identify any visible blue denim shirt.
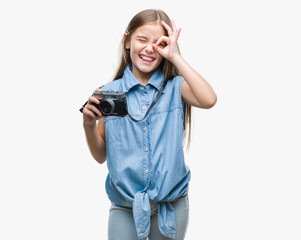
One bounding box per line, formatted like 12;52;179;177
102;65;191;239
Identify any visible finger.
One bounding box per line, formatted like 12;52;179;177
170;20;181;39
171;20;177;32
85;103;103;117
88;95;100;104
177;27;182;40
171;20;182;40
86;96;103;116
94;88;102;93
161;21;172;36
170;20;179;39
82;106;102;119
92;89;102;100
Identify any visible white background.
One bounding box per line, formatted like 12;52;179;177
1;0;300;239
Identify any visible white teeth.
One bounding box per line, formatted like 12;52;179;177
141;55;153;61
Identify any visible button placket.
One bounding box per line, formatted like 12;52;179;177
141;87;151;182
141;85;149;112
143;119;151;180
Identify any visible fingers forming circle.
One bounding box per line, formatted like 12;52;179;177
156;36;169;47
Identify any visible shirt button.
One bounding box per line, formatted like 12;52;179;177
145;147;149;152
140;86;145;90
145;169;149;174
143;127;147;132
142;105;147;110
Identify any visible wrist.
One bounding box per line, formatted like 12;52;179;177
83;119;97;129
170;53;183;65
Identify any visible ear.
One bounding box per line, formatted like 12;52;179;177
124;33;130;49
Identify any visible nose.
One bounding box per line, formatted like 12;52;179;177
145;43;154;53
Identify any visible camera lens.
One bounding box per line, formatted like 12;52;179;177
99;99;114;115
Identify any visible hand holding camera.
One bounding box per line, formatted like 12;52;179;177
81;89;129;126
92;91;127;116
81;88;104;126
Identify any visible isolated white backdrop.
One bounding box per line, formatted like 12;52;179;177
1;0;300;239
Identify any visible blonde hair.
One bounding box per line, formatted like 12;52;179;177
113;9;192;149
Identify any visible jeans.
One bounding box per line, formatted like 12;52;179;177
108;195;189;240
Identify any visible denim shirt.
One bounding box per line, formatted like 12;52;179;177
102;65;191;239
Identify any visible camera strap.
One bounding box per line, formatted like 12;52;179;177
128;79;168;122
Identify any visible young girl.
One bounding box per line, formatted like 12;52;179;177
81;9;217;240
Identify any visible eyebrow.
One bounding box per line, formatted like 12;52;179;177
135;35;161;43
136;35;148;39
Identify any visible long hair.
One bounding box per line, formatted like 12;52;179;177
113;9;192;149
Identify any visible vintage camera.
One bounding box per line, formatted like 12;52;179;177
92;91;128;116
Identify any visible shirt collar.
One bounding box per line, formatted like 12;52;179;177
121;65;166;93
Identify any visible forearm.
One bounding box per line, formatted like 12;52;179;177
173;55;217;108
83;122;106;164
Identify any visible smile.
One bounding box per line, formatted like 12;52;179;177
139;54;155;62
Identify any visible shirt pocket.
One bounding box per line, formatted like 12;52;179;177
104;116;143;154
104;116;123;150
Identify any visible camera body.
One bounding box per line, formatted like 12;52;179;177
93;91;128;116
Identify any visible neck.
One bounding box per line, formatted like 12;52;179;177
138;77;150;85
132;69;154;85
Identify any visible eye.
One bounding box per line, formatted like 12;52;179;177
159;42;167;48
138;38;147;43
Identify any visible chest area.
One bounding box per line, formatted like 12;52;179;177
126;83;180;118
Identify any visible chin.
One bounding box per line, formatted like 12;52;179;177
135;64;155;74
140;67;156;73
140;62;161;72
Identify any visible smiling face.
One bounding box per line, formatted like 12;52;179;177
125;22;165;83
